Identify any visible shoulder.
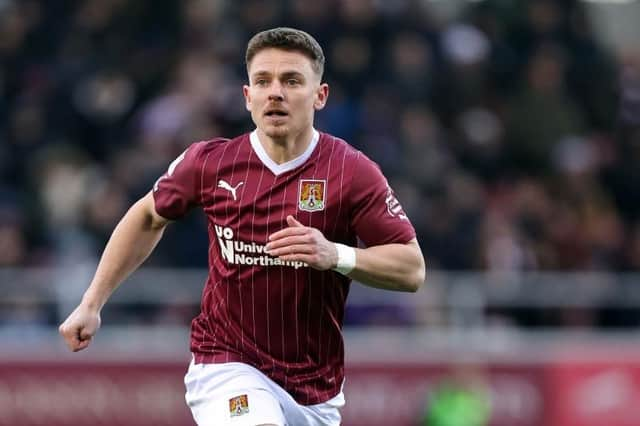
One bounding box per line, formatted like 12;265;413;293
319;132;354;152
318;132;362;163
316;132;386;179
195;136;234;154
188;134;249;160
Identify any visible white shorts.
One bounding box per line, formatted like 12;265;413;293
184;359;345;426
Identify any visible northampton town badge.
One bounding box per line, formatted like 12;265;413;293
229;394;249;417
298;179;326;212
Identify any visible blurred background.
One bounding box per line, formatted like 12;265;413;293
1;0;640;425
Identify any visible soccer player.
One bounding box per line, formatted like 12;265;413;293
59;27;425;426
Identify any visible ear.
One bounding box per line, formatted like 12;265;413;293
313;83;329;111
243;84;251;112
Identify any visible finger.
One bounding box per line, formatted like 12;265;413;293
286;215;304;227
80;329;94;340
59;321;74;335
266;235;310;250
74;338;92;352
59;324;74;340
64;335;80;351
61;326;82;348
267;244;314;257
268;226;307;241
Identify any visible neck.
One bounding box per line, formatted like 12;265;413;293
256;127;315;165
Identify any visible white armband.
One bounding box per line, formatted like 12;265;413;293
333;243;356;275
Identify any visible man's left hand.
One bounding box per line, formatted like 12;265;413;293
266;215;338;270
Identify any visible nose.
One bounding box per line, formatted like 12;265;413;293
268;81;284;102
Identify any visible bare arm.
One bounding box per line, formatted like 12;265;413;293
59;192;170;351
266;216;426;292
80;192;169;309
347;238;425;292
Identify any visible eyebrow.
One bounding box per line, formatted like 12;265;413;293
251;70;306;80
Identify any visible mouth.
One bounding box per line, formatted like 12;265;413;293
264;109;289;118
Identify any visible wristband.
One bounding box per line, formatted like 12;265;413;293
333;243;356;275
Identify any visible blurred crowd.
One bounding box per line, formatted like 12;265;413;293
2;0;640;276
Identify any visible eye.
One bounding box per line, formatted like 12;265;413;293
254;79;268;86
286;78;300;86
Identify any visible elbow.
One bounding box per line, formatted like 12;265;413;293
406;256;426;293
400;240;425;292
398;263;425;293
406;268;425;293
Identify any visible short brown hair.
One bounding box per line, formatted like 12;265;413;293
245;27;325;77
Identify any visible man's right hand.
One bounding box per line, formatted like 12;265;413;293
58;304;101;352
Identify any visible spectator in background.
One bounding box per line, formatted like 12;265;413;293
503;43;584;175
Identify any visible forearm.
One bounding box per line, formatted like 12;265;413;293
82;195;168;310
346;239;425;292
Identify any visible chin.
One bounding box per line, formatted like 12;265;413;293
264;125;290;139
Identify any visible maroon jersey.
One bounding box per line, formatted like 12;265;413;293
153;130;415;405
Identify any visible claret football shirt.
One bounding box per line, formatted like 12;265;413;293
153;129;415;404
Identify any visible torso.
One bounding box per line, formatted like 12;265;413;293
193;131;357;405
153;129;415;405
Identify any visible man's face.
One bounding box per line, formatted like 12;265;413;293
244;48;328;140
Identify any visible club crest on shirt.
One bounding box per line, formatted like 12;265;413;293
298;179;326;212
229;394;249;417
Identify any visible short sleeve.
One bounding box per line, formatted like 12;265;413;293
152;143;204;220
349;153;416;246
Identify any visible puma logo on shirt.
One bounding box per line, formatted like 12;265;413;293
218;179;244;201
